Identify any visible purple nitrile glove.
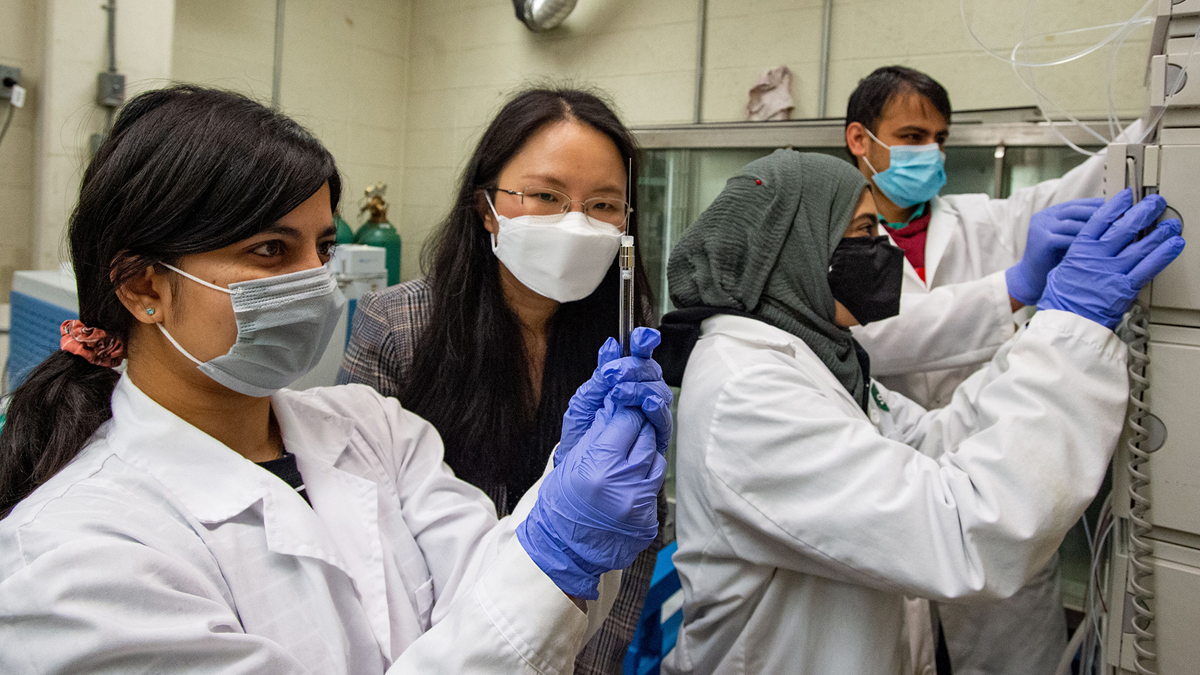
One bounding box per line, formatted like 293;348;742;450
555;326;672;468
1005;198;1103;306
1038;189;1185;329
518;391;666;599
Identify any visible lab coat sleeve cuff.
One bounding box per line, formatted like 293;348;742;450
987;271;1019;339
507;463;621;642
476;537;590;674
1026;309;1127;363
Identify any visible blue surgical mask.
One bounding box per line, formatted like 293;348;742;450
861;127;946;209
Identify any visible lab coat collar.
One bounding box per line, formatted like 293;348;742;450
270;389;358;472
924;196;958;287
890;243;925;290
107;375;281;524
107;376;364;524
107;376;392;656
701;315;869;418
271;389;393;658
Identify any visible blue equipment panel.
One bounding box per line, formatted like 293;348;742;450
8;291;79;390
624;540;682;675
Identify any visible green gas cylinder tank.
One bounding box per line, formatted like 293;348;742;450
334;212;355;245
355;182;402;286
355;221;401;286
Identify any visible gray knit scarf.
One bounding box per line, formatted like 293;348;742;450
667;150;871;405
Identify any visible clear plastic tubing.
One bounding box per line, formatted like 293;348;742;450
619;235;635;357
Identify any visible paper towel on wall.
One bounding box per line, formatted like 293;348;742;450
746;65;795;122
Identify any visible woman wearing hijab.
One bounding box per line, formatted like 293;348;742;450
658;150;1183;674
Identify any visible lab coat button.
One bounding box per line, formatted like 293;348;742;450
869;409;881;424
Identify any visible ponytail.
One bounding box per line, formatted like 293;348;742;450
0;352;120;517
0;85;340;518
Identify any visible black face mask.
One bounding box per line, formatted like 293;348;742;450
827;235;905;325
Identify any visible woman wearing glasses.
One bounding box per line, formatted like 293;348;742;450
0;86;672;673
338;87;659;673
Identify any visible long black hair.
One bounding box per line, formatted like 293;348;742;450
0;86;340;517
404;87;654;513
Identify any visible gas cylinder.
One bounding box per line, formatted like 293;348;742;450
354;182;401;286
334;211;355;245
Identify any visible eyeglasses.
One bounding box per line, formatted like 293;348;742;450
491;186;632;227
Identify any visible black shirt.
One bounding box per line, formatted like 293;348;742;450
258;451;311;506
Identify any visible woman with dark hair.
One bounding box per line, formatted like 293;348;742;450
0;85;672;674
339;86;659;671
658;150;1181;674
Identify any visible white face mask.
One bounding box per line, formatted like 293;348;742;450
157;263;346;397
486;193;624;303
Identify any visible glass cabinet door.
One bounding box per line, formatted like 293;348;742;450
637;145;1096;315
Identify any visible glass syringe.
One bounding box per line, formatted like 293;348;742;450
619;235;635;356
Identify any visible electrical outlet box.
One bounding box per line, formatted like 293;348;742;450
0;65;21;101
96;72;124;108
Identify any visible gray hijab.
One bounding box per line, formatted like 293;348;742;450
667;150;870;404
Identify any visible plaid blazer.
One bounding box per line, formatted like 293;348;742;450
338;277;662;675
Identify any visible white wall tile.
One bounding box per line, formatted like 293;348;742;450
0;0;43;297
391;0;1153;275
172;0;413;273
27;0;173;274
0;0;1113;285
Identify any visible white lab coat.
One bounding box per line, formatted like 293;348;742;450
662;310;1128;675
0;376;616;674
850;124;1141;675
855;122;1141;410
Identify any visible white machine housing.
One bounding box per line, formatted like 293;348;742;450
1103;1;1200;672
290;244;388;390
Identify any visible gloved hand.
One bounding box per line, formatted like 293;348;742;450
518;392;666;599
1038;188;1185;329
1005;198;1103;306
555;326;673;467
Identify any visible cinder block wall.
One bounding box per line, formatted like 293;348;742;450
395;0;1148;281
0;0;42;299
5;0;1149;284
171;0;409;233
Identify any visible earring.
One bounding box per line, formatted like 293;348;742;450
146;308;155;316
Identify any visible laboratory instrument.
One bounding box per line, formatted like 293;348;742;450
7;268;79;393
291;244;388;390
1096;2;1200;673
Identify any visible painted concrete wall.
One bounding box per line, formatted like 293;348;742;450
4;0;1152;285
31;0;175;274
397;0;1149;280
171;0;410;235
0;0;42;298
